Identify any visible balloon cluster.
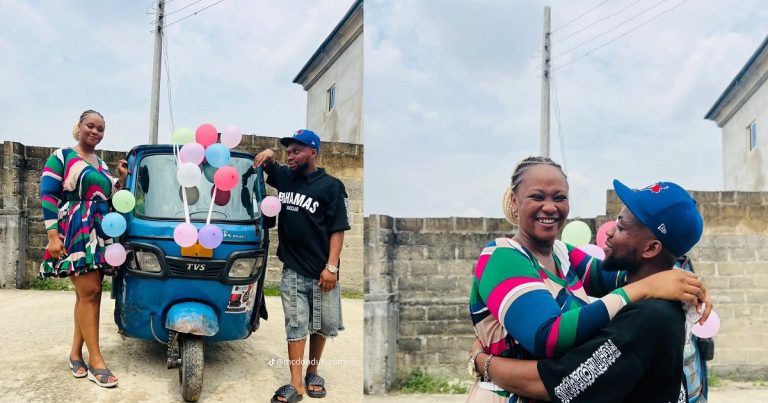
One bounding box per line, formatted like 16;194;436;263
101;189;137;266
171;123;244;249
560;220;606;259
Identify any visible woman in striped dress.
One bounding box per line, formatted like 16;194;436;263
466;157;705;402
40;110;127;388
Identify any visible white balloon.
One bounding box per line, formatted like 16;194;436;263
176;162;202;187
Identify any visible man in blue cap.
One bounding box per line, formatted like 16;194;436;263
469;179;708;403
253;129;350;403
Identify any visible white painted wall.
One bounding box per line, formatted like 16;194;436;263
304;31;363;145
722;82;768;190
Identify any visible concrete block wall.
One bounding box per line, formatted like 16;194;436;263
364;190;768;392
0;136;363;292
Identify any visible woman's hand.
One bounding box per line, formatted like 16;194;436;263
117;159;128;181
46;236;67;259
697;284;713;325
638;269;704;305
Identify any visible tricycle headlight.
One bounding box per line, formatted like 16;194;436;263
229;256;263;279
136;251;162;273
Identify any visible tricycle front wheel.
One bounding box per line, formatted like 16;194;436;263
179;334;204;402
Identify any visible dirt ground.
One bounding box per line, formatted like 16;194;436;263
363;384;768;402
0;289;363;402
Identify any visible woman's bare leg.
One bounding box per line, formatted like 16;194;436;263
70;271;116;383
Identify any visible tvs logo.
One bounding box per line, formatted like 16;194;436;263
642;183;669;194
186;263;206;271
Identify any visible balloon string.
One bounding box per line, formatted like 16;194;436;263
206;187;216;225
175;143;191;224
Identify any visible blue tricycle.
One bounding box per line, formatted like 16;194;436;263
111;144;272;401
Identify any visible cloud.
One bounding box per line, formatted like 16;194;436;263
0;1;353;151
365;0;765;218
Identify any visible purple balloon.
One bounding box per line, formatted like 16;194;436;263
104;243;127;266
174;222;198;248
221;125;242;149
692;310;720;338
198;224;223;249
260;196;281;217
179;142;205;165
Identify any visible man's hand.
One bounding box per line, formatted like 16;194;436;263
319;268;337;292
253;149;275;168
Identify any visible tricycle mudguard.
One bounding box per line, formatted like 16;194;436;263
165;302;220;336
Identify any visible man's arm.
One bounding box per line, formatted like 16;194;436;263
319;230;344;292
472;352;549;400
328;230;343;267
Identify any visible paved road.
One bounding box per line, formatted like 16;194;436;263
364;384;768;403
0;289;363;402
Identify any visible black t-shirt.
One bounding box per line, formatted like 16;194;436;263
265;163;350;279
538;299;687;403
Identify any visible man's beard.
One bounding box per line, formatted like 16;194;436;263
290;161;310;175
602;251;640;274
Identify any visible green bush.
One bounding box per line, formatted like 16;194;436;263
31;277;112;292
31;277;73;291
398;368;468;394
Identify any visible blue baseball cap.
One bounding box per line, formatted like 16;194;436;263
280;129;320;151
613;179;704;257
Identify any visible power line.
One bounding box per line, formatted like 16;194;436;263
162;31;176;135
553;0;688;71
164;0;206;17
165;0;225;28
554;0;672;59
552;0;612;33
554;0;643;44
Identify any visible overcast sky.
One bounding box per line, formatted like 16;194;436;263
364;0;767;218
0;0;352;151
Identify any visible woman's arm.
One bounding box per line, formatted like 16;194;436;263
472;351;549;400
41;151;66;259
41;151;64;231
477;246;630;358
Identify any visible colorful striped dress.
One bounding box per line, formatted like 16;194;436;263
40;148;118;277
467;238;628;402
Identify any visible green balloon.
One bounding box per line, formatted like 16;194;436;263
112;190;136;213
172;127;195;145
561;220;592;247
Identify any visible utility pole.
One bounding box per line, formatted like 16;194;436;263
539;6;551;158
149;0;165;144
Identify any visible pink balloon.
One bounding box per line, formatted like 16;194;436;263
195;123;218;148
578;243;605;260
692;310;720;338
179;142;205;164
596;220;617;248
260;196;281;217
221;125;242;149
104;243;127;266
174;222;198;248
213;166;239;191
198;224;223;249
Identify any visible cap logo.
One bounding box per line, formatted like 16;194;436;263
658;223;667;234
641;183;669;194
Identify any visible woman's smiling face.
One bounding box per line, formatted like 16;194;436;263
511;164;570;246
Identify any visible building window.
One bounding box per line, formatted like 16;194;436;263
748;121;757;151
327;85;336;112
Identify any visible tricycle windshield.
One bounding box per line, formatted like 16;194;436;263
133;154;262;222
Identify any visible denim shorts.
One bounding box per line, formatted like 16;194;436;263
280;267;344;342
